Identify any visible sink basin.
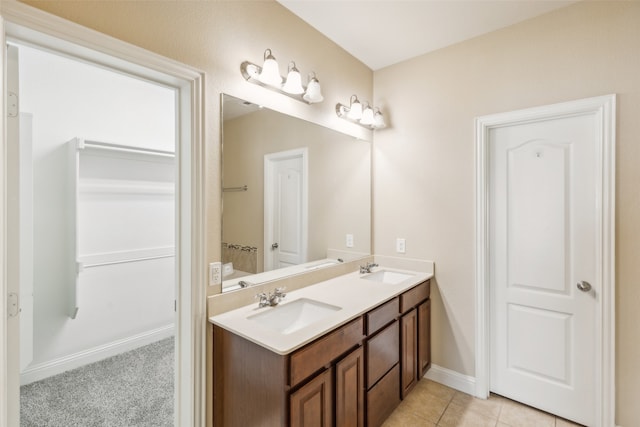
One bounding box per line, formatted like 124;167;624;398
247;298;341;335
362;270;414;285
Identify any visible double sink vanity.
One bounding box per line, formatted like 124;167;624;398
209;264;433;426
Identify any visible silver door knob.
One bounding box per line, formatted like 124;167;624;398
271;243;279;250
577;281;592;292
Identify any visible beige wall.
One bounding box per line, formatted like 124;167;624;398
223;108;371;273
17;0;373;290
373;1;640;424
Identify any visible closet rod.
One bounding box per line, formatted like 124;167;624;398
223;185;248;192
80;139;175;158
81;253;175;269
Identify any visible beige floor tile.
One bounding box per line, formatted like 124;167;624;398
450;391;503;419
555;418;585;427
382;407;437;426
400;389;451;424
438;401;498;427
498;399;554;427
418;379;457;401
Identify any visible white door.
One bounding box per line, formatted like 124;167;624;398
489;114;597;425
264;149;308;270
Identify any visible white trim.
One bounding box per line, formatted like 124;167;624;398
263;147;309;270
0;14;9;427
424;364;476;396
20;325;174;386
474;95;616;427
0;2;206;426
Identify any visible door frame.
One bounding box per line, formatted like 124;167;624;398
264;147;308;271
474;95;616;426
0;2;206;427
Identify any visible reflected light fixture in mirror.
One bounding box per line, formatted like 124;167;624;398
240;49;324;104
336;94;386;129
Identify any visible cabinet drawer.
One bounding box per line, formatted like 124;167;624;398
367;364;401;427
400;280;430;313
366;320;399;389
366;297;399;335
290;317;364;387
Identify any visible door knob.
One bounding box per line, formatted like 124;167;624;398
271;243;279;250
577;281;592;292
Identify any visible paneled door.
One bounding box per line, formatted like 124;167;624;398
489;112;598;426
264;148;308;271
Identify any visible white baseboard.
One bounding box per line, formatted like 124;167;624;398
20;324;174;385
424;363;476;396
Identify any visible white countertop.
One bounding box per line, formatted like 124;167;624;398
209;267;432;355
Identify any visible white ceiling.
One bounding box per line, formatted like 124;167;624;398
277;0;576;70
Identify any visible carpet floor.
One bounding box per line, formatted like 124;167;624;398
20;337;174;427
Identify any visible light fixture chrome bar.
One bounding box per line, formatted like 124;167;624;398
240;49;324;104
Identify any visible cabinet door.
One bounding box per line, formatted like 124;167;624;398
335;347;365;427
400;309;418;398
418;299;431;377
290;368;333;427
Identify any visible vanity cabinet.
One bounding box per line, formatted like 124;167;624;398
399;281;431;398
212;279;431;427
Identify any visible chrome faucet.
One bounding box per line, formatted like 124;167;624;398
256;287;287;308
360;262;379;274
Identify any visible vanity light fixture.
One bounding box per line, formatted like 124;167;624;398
240;49;324;104
336;95;387;129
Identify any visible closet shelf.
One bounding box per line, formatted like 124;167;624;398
68;137;175;319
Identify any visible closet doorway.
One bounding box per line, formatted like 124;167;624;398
1;5;205;426
16;42;177;425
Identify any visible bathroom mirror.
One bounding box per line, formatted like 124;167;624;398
221;94;371;292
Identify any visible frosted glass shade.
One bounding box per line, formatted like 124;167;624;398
282;65;304;94
360;105;374;126
303;78;324;103
347;98;362;120
258;50;282;86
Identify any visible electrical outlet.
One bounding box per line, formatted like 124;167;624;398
346;233;354;248
396;238;406;254
209;262;222;286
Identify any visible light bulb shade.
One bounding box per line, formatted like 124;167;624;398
303;77;324;103
282;62;304;94
360;104;374;126
258;49;282;86
347;95;363;120
373;110;386;129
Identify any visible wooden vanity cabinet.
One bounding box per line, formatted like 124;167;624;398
418;299;431;377
212;279;431;427
399;280;431;398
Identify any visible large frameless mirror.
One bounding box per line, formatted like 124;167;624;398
221;94;371;292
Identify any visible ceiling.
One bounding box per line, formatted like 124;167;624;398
277;0;576;70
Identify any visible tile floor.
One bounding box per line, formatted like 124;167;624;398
382;379;584;427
